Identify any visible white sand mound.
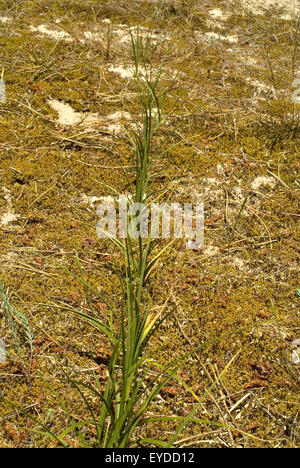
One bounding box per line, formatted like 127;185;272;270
48;100;88;126
48;99;131;133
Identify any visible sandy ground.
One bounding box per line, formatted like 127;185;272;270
0;0;299;448
241;0;299;20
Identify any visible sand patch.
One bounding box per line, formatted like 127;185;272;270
48;99;132;133
113;24;169;46
83;30;103;42
206;32;238;44
209;9;231;21
246;78;275;95
48;100;91;126
207;8;231;29
203;245;220;257
237;54;260;69
175;177;223;205
246;78;277;104
106;110;132;133
0;251;18;265
0;187;19;227
30;24;73;42
196;31;238;45
232;257;247;270
29;20;169;48
240;0;299;20
30;23;102;43
83;24;167;45
107;63;168;82
251;176;276;191
81;194;132;209
107;64;135;80
84;20;169;46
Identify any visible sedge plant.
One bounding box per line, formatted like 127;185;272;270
33;33;248;448
38;32;182;448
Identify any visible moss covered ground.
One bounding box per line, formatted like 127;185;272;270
0;0;299;447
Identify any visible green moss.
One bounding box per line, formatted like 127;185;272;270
0;0;299;448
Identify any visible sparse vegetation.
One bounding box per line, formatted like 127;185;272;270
0;0;299;449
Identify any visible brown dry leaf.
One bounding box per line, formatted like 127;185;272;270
0;362;10;369
244;421;260;432
249;360;272;378
178;370;190;383
96;301;108;312
4;422;19;443
32;256;44;265
174;268;182;273
4;422;26;446
34;337;63;355
186;276;200;285
202;276;214;282
244;379;269;389
69;291;80;302
160;386;178;398
277;380;292;388
206;215;223;226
